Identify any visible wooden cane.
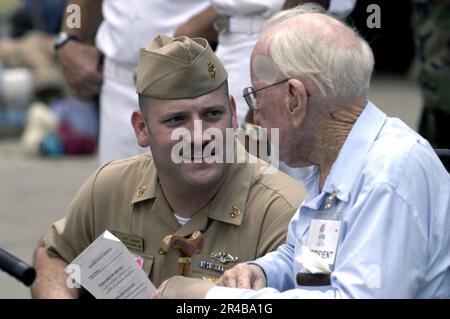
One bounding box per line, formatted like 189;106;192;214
159;231;204;277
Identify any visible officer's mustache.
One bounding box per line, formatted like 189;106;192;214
178;140;216;159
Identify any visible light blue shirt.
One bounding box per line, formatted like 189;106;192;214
207;102;450;298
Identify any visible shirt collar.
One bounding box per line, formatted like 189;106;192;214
206;141;253;226
323;101;387;202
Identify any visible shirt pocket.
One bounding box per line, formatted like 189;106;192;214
141;255;154;277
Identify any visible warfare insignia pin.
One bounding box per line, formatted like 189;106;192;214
210;252;239;264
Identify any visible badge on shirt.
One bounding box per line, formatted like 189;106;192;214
306;218;341;266
111;231;145;252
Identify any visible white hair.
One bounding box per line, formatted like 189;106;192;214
263;3;374;101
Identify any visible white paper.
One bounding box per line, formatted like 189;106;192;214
295;244;331;274
306;219;341;266
65;230;156;299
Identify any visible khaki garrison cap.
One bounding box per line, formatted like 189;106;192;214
136;35;227;99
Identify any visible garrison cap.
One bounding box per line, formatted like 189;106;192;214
136;35;227;99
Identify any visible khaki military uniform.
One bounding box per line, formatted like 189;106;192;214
44;151;306;287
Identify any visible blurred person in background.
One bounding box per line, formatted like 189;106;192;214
412;0;450;148
55;0;213;164
0;0;98;157
9;0;65;37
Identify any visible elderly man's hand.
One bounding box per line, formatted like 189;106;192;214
151;276;214;299
56;41;103;100
151;279;169;299
217;263;266;289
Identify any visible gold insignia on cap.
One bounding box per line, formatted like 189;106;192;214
229;206;240;218
207;61;216;79
137;186;147;197
136;35;227;99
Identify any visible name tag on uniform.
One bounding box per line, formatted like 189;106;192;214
111;231;144;252
306;219;341;266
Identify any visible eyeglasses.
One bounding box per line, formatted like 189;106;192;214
243;79;289;111
243;79;311;111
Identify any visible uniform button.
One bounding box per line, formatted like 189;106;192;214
229;206;240;218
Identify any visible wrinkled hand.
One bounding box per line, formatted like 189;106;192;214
151;279;169;299
56;41;103;100
217;263;266;289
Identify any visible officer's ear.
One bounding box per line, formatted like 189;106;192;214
286;79;309;129
131;110;150;147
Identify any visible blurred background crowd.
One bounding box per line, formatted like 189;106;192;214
1;0;448;156
0;0;98;158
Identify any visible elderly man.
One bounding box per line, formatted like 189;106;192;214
154;4;450;298
30;35;305;298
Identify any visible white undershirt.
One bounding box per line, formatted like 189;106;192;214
174;213;191;226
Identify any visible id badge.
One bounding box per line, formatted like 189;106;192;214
306;211;342;268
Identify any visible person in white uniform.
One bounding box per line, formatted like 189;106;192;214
55;0;210;164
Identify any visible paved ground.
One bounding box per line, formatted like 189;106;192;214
0;74;423;298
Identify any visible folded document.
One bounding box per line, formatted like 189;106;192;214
65;230;156;299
